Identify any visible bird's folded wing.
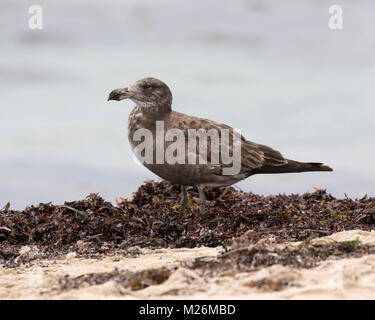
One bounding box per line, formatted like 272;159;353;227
171;112;286;173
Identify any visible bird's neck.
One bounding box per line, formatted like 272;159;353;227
135;102;171;116
128;104;171;136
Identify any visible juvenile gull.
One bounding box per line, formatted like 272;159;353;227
108;77;332;214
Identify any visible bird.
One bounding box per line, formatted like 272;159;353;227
108;77;333;214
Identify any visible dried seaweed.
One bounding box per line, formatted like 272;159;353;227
1;180;374;264
190;236;375;275
58;267;172;292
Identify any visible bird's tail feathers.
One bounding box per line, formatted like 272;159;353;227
252;159;333;175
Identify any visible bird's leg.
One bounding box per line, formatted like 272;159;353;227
180;185;188;210
197;185;206;215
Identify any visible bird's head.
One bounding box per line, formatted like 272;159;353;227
108;77;172;111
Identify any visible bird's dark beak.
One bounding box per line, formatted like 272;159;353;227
107;88;132;101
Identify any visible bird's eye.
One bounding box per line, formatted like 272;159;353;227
143;83;152;89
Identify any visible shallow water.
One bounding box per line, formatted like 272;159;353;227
1;0;375;209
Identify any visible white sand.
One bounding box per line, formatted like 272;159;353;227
1;230;375;300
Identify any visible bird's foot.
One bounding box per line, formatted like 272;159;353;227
199;203;205;215
179;185;191;210
180;195;192;211
197;185;207;215
175;186;192;221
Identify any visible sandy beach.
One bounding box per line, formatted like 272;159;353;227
1;230;375;299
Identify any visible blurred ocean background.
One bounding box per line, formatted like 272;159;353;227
1;0;374;209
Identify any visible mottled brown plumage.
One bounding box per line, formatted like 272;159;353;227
108;77;333;213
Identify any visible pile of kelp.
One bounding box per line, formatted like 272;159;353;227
1;180;375;263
